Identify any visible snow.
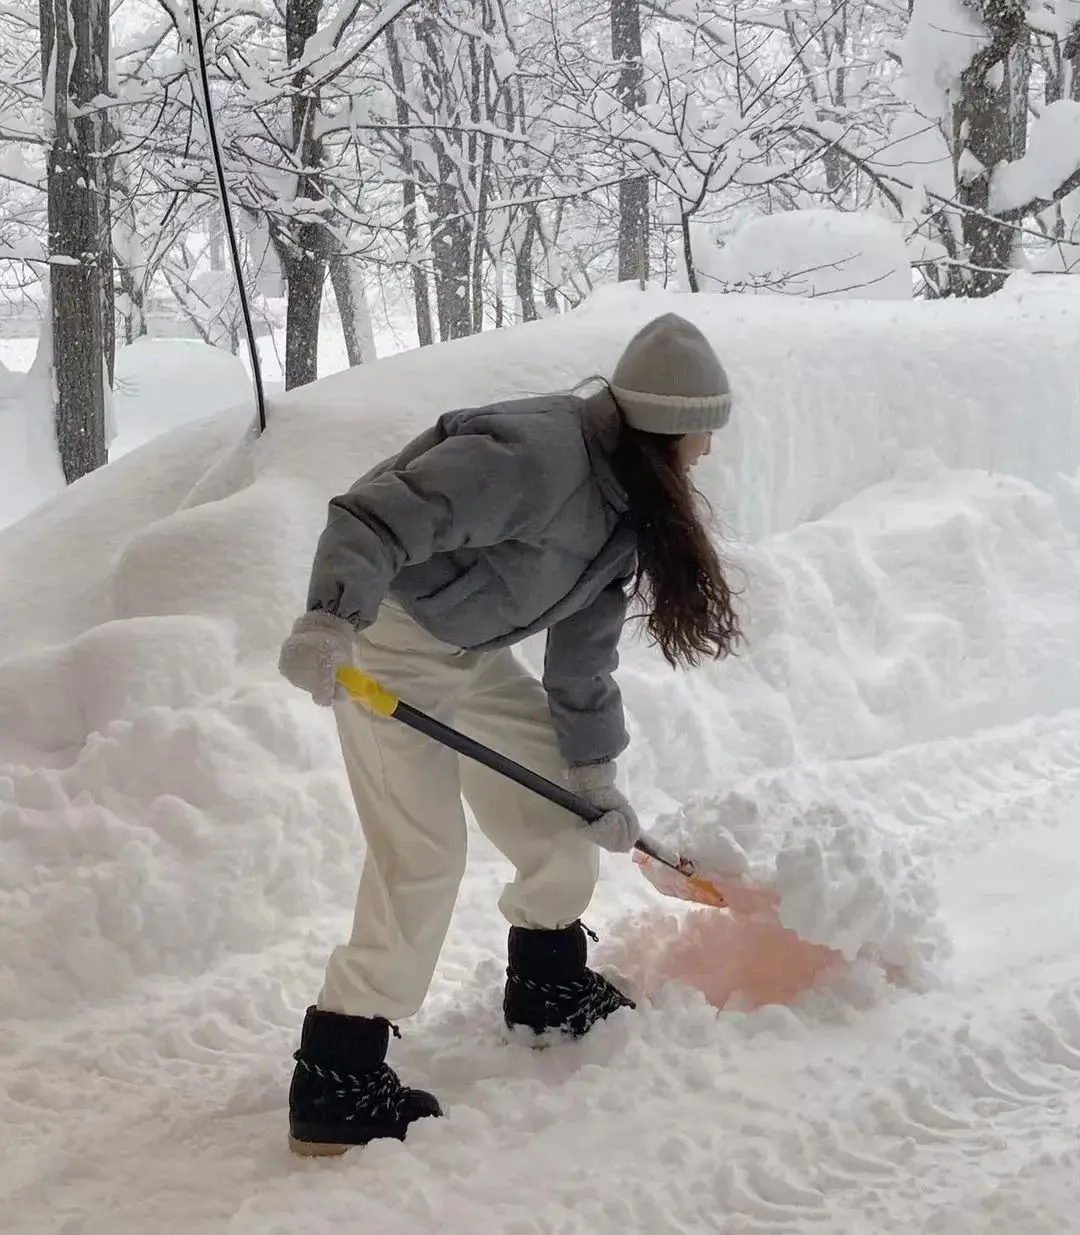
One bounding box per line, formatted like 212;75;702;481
0;348;64;530
899;0;988;121
4;289;1080;1232
704;209;912;299
0;337;252;532
1028;0;1080;39
110;337;253;457
990;100;1080;214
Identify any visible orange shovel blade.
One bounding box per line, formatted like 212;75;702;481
632;848;780;917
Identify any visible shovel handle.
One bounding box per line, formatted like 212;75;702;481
335;665;687;875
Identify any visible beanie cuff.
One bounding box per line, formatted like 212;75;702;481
611;386;733;435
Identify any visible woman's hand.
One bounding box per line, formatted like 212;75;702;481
278;611;356;706
567;761;641;853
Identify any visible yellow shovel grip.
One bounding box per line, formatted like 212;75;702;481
335;665;399;718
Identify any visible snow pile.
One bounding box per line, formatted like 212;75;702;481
705;208;912;299
110;336;253;457
652;789;944;981
1001;270;1080;297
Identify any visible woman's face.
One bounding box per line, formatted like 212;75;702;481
677;432;713;470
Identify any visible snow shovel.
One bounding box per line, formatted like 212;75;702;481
335;664;778;917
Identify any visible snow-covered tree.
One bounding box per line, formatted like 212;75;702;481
878;0;1080;294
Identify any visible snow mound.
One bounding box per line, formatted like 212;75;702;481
111;477;320;651
110;337;253;458
656;789;944;979
706;209;912;299
625;458;1080;989
0;669;361;1017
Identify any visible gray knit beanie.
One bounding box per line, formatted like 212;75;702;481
610;313;732;435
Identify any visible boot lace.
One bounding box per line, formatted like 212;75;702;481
510;969;632;1030
293;1054;410;1122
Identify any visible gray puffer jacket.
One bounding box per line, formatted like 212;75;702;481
306;390;638;766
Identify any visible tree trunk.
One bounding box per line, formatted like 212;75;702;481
96;9;115;392
329;251;375;365
612;0;649;283
515;209;540;322
39;0;108;483
1008;36;1030;160
111;155;148;347
681;212;698;292
953;7;1028;296
415;7;473;341
385;25;434;347
283;0;326;389
429;197;472;341
825;9;848;195
469;36;496;335
117;260;147;346
1067;22;1080;100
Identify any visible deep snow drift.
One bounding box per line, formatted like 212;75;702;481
3;289;1080;1233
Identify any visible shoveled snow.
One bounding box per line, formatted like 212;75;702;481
3;288;1080;1232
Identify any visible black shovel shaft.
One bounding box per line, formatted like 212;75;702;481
394;700;605;823
391;700;681;873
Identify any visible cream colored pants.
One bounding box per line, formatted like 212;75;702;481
317;600;601;1020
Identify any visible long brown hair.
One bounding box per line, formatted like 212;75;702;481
609;420;742;670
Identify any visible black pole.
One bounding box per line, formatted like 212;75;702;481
188;0;268;434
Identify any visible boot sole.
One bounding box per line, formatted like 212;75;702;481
289;1135;353;1158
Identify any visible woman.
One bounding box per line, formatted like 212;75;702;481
278;312;741;1155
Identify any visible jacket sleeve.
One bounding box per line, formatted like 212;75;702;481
542;575;632;767
305;423;536;628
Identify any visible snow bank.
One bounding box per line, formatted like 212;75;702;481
253;290;1080;549
3;290;1080;1022
110;337;253;457
705;209;912;300
0;337;253;533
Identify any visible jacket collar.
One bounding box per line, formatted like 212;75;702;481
579;388;628;514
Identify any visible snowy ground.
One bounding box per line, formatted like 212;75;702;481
3;289;1080;1232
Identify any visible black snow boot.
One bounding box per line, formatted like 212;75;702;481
288;1006;442;1156
503;922;635;1039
